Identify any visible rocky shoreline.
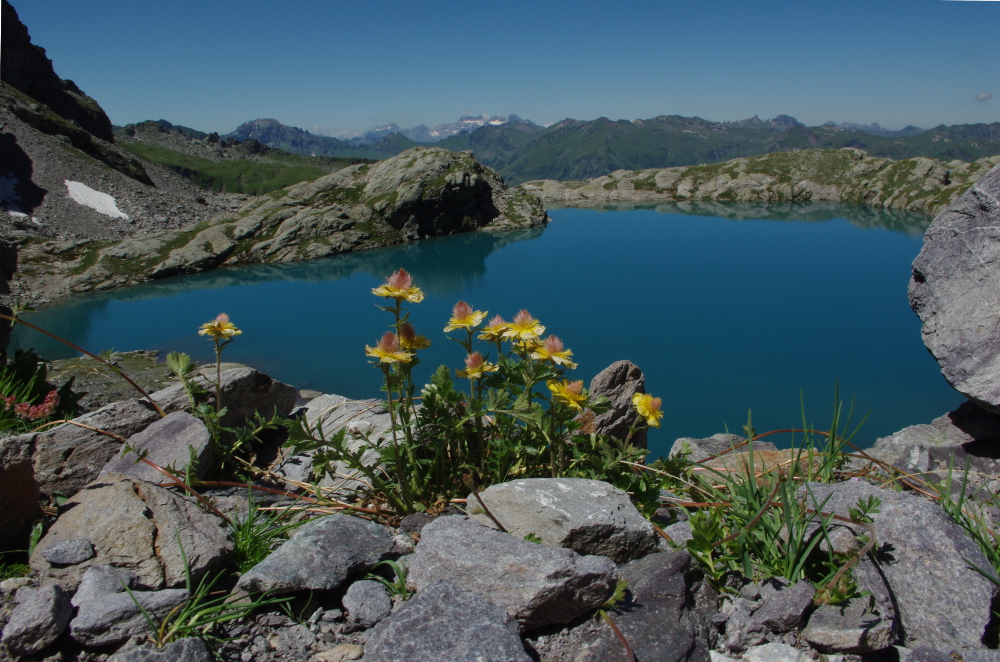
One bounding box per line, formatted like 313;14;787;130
524;148;1000;216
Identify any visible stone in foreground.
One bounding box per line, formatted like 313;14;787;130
802;599;895;653
342;579;392;630
540;550;715;662
69;589;189;647
72;564;140;607
753;580;815;632
0;584;72;655
106;637;212;662
584;360;648;447
364;580;531;662
909;163;1000;411
100;411;213;483
802;481;996;649
407;515;616;631
468;477;659;564
41;537;94;565
238;514;394;595
743;642;810;662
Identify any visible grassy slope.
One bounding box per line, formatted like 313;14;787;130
121;142;362;195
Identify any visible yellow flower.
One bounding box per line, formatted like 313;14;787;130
632;393;664;428
457;352;499;380
399;323;431;351
372;268;424;303
547;379;587;412
478;315;509;343
198;313;242;340
444;300;487;332
504;309;545;341
365;331;413;364
531;335;578;369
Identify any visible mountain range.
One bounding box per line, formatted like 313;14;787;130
225;115;1000;185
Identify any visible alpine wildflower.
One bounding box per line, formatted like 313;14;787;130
399;323;431;351
504;309;545;341
457;352;499;380
531;335;578;369
443;301;487;332
478;315;508;343
365;331;413;364
547;379;588;412
632;393;664;428
198;313;242;340
372;268;424;303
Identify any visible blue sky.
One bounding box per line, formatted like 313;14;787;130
9;0;998;136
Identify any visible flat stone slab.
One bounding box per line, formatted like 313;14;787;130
106;638;212;662
468;477;659;563
237;514;394;595
41;538;94;565
909;163;1000;410
100;411;213;483
69;589;189;647
363;580;531;662
407;515;616;631
802;598;895;653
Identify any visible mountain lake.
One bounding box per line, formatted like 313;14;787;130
10;203;962;459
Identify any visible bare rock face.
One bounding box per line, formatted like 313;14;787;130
909;164;1000;411
30;473;232;591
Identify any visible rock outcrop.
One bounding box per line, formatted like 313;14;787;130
14;147;547;301
909;163;1000;411
525;149;1000;217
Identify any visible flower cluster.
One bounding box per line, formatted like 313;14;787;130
2;390;60;421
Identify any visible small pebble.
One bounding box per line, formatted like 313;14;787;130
41;538;94;565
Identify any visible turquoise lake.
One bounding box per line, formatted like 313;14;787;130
10;203;962;459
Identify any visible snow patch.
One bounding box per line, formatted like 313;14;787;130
65;181;129;219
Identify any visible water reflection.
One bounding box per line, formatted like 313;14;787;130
549;201;931;236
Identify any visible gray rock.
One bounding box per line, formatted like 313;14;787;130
801;481;996;649
864;401;1000;472
31;474;232;591
802;598;895;653
41;538;94;565
584;360;648;448
72;564;140;607
407;515;616;631
743;642;810;662
237;514;394;595
718;597;768;652
909;163;1000;411
0;584;72;655
0;434;39;551
341;579;392;630
69;589;189;647
100;411;213;483
364;580;531;662
546;550;715;662
662;520;694;547
467;477;659;563
753;579;815;632
106;637;212;662
670;433;777;463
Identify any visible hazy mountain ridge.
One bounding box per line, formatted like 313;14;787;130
229;115;1000;186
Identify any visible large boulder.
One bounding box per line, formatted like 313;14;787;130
801;481;997;649
237;514;394;595
363;580;531;662
407;515;616;631
467;477;659;563
909;163;1000;411
30;473;232;591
